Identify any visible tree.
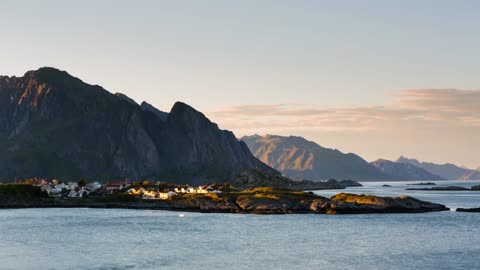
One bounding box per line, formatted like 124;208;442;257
78;179;87;187
222;182;232;192
158;182;169;192
141;180;152;187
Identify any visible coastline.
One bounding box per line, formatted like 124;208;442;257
0;189;450;215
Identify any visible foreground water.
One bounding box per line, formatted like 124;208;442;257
1;181;480;270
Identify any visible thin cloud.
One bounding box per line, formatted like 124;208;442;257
207;89;480;135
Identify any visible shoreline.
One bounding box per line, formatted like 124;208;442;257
0;190;450;215
0;203;449;215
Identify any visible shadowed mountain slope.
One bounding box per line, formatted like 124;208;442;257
396;156;480;180
0;67;275;183
371;159;445;181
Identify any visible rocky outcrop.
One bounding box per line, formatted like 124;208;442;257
371;159;444;181
471;185;480;190
407;182;436;186
406;186;470;191
457;207;480;212
0;67;274;183
326;193;448;214
231;169;362;190
339;180;363;187
407;185;480;191
0;189;449;214
241;134;392;181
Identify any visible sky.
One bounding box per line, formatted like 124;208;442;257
1;1;480;168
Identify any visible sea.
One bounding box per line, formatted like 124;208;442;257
1;180;480;270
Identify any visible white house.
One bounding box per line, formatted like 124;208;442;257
54;183;68;190
159;191;177;199
67;182;78;190
87;182;102;191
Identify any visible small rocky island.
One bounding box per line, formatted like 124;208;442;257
406;185;480;191
0;185;448;214
456;207;480;213
407;182;436;186
231;169;362;190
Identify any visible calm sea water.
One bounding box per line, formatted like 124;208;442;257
1;180;480;270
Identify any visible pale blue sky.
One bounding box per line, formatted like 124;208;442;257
2;1;480;167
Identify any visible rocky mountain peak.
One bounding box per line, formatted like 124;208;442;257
0;68;274;183
371;159;445;180
167;101;218;129
396;156;422;167
140;101;168;121
115;93;138;106
23;67;78;86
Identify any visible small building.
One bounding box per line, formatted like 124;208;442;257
106;180;129;192
67;182;78;190
127;187;145;196
54;183;68;190
87;182;102;191
159;191;177;200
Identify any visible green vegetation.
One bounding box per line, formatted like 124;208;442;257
0;184;48;198
331;193;386;205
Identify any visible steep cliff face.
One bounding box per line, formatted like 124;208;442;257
0;67;274;183
241;134;392;181
371;159;445;181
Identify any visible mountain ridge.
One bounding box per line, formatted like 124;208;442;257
396;156;480;180
0;67;275;183
241;134;393;181
371;159;445;181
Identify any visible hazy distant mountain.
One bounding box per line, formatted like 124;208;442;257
0;67;275;183
371;159;445;181
396;156;479;180
241;134;392;181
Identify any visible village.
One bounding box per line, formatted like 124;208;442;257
21;178;224;200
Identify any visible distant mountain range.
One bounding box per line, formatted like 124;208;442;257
0;67;275;183
370;159;445;181
396;156;480;180
241;135;393;181
242;134;478;181
2;67;477;184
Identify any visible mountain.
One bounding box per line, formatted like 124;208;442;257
0;67;275;183
241;134;392;181
396;156;479;180
371;159;445;181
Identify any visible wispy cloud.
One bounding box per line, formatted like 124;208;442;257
207;89;480;135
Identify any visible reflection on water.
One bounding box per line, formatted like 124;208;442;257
0;180;479;270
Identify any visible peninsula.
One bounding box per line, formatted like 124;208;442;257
0;184;448;215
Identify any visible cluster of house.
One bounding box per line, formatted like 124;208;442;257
30;177;222;200
36;179;103;198
128;185;221;200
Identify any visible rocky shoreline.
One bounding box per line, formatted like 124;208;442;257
456;207;480;212
231;169;363;191
0;189;449;215
406;185;480;191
